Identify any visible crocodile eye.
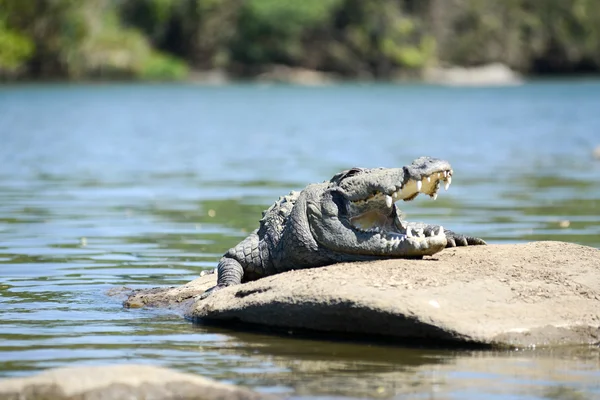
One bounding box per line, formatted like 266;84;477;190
330;167;364;183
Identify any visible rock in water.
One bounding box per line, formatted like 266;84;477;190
123;242;600;349
0;364;273;400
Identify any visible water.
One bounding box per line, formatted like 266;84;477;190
0;82;599;399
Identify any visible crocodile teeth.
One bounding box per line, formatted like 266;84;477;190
437;226;444;236
444;177;451;191
432;193;438;200
416;181;422;192
427;176;431;182
443;171;447;178
392;192;398;199
385;195;393;208
406;228;413;237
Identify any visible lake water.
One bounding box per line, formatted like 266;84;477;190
1;82;599;399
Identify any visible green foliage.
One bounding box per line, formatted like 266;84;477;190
0;0;188;80
1;0;600;80
118;0;240;70
379;10;436;70
0;20;34;72
65;9;186;80
118;0;178;44
440;0;600;72
246;0;341;31
329;0;435;76
443;0;505;66
139;51;189;80
533;0;600;71
229;0;342;66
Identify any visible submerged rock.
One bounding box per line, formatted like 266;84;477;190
424;63;523;86
256;65;336;85
0;364;272;400
123;242;600;348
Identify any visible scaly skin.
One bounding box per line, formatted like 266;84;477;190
201;157;485;298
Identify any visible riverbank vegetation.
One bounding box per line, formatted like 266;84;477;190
1;0;599;81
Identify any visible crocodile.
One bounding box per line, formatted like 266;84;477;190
201;157;485;298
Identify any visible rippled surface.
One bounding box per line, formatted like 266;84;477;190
1;83;599;399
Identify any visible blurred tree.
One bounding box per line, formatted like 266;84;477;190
428;0;600;73
226;0;435;78
327;0;435;78
119;0;240;70
0;18;34;75
0;0;187;80
64;4;187;80
227;0;341;74
0;0;78;78
1;0;600;80
526;0;600;73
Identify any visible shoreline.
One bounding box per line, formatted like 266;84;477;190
4;76;600;87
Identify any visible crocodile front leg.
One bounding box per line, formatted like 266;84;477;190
201;231;271;299
199;256;244;299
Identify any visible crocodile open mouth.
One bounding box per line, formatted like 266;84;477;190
348;168;453;236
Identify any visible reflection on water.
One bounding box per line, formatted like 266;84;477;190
0;83;599;399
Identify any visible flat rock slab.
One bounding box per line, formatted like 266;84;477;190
123;241;600;348
0;364;273;400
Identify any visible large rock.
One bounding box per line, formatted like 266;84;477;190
123;242;600;348
0;364;272;400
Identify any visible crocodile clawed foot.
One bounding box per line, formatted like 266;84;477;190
196;285;226;300
200;268;216;277
444;229;486;247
